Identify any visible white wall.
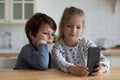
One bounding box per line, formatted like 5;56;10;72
0;0;120;51
0;24;28;51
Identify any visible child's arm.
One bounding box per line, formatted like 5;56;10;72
86;39;110;75
99;53;110;71
32;38;47;49
52;44;73;72
92;53;110;76
21;43;49;70
52;45;88;76
68;65;88;76
92;61;108;76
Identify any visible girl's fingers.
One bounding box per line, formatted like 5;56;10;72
92;71;99;76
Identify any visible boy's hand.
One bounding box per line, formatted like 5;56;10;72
92;61;106;76
32;38;46;48
68;65;89;76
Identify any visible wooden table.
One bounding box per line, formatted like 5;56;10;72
102;48;120;56
0;67;120;80
0;48;119;57
0;53;18;58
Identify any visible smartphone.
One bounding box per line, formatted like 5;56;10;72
87;47;100;76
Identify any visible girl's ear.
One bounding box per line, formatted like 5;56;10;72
29;31;35;40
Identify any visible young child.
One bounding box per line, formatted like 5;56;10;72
52;6;110;76
14;13;57;70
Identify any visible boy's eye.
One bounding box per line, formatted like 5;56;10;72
43;32;55;37
52;33;55;36
43;32;49;35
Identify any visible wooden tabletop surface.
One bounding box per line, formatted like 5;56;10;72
0;67;120;80
102;48;120;56
0;53;18;57
0;48;120;57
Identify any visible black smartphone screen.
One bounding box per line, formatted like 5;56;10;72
87;47;100;76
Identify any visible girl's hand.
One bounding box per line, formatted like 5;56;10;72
68;65;89;76
92;61;106;76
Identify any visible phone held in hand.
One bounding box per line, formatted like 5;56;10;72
87;47;100;76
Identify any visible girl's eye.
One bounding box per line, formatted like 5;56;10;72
66;25;82;29
66;25;73;28
77;26;82;29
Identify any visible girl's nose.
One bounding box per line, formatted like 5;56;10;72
72;27;77;33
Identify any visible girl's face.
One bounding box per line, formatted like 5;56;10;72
35;24;55;44
63;16;84;42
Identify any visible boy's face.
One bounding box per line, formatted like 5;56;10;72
32;24;55;44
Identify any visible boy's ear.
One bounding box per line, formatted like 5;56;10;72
29;32;34;40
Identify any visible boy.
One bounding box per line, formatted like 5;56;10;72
14;13;56;70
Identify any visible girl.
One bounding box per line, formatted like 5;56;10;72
52;6;110;76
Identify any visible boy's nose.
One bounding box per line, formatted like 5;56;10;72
48;34;53;42
47;38;53;43
48;34;53;39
